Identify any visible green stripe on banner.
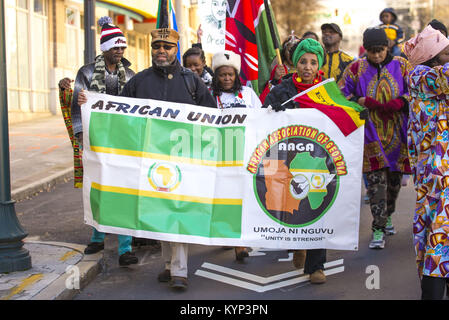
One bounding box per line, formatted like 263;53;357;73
90;187;242;239
323;82;364;112
89;112;245;162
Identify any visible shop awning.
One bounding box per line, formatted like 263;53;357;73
97;0;158;21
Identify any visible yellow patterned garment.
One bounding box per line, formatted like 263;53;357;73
321;50;354;83
59;88;83;188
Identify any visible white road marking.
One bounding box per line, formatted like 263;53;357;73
194;264;345;293
278;252;293;262
199;259;344;284
201;262;303;284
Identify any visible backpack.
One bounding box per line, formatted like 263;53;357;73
180;67;198;104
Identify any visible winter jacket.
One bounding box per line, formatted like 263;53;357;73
120;60;216;108
71;57;135;136
262;74;299;109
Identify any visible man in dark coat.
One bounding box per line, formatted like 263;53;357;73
59;17;138;267
120;28;215;291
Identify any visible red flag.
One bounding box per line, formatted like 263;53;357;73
291;80;365;137
225;0;263;82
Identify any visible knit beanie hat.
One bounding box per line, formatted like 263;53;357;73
291;38;324;68
363;28;388;49
98;16;127;52
211;50;241;73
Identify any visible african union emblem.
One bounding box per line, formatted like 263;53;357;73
148;163;181;192
247;125;348;227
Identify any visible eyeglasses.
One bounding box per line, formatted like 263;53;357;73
151;43;176;50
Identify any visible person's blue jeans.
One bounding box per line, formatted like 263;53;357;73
90;228;132;256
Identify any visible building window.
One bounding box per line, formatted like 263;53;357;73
18;0;28;9
65;7;83;70
66;7;78;26
5;0;49;113
33;0;45;15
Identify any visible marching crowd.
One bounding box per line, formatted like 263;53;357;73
57;7;449;299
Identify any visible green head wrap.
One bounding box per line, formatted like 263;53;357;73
292;38;324;69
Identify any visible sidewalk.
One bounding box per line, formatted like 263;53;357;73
9;116;75;201
1;115;102;300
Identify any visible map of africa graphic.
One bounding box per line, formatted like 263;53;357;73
254;138;338;226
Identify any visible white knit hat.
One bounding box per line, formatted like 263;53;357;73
211;50;241;73
98;16;127;52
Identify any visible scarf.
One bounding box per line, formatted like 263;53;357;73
89;54;127;93
291;71;323;93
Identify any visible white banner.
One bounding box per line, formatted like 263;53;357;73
82;92;364;250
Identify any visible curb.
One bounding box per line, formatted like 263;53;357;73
12;167;74;202
25;241;103;300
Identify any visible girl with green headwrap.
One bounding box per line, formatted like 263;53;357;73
262;38;328;284
264;38;325;111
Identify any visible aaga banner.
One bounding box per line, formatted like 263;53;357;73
81;91;364;251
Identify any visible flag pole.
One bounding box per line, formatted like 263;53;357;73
281;78;335;106
264;0;282;65
167;0;171;29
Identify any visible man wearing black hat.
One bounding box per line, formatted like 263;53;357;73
339;27;412;250
320;23;354;83
120;28;215;291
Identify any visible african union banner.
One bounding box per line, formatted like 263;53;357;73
81;91;364;250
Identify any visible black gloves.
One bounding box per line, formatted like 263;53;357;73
270;102;286;112
359;108;369;120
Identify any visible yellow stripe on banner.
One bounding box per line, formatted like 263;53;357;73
91;183;243;206
308;87;365;128
90;146;243;167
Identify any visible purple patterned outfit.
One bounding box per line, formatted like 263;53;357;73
339;55;412;233
407;63;449;280
339;55;411;174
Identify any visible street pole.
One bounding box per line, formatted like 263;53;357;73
0;0;32;272
84;0;96;64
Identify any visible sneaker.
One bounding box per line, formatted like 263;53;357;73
293;250;306;269
157;269;171;282
119;251;138;266
310;269;326;284
170;276;188;290
84;242;104;254
385;216;396;235
369;229;385;249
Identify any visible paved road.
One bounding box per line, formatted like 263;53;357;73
15;178;422;301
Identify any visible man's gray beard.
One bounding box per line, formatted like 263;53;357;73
153;60;170;67
152;56;175;67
